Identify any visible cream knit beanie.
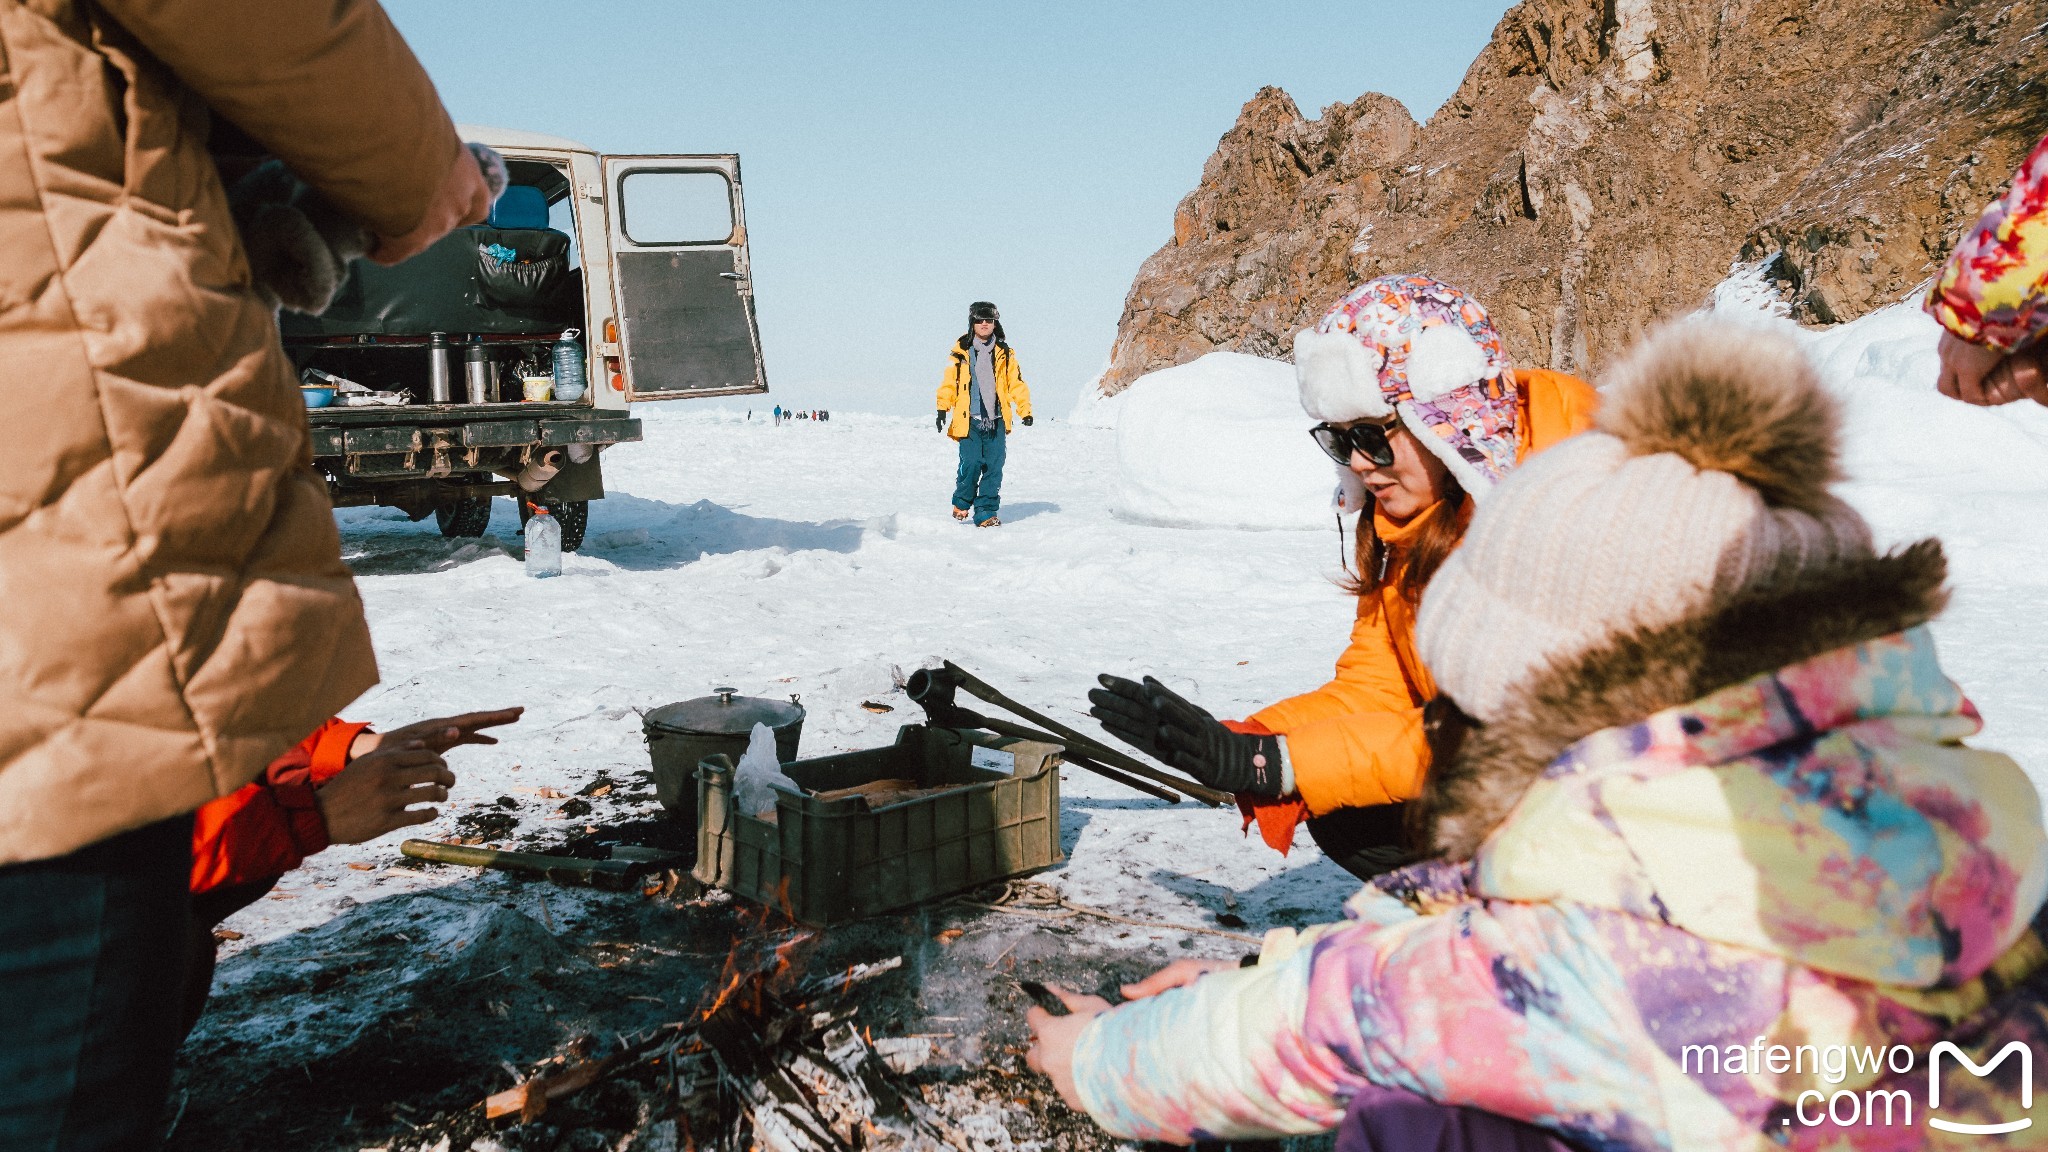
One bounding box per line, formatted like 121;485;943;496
1416;320;1873;724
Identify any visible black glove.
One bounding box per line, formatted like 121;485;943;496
1021;415;1034;427
1088;674;1283;797
936;411;948;432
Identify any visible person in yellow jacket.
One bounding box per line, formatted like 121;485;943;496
1090;275;1597;880
937;301;1033;526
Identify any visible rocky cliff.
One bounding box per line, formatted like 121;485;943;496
1102;0;2048;394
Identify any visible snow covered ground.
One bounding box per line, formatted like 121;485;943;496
179;286;2048;1152
216;291;2048;988
224;397;1367;963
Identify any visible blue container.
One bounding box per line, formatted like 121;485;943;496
302;386;336;408
551;329;588;402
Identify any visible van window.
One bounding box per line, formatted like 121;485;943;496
619;170;733;245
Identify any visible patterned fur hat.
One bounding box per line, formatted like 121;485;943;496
1294;274;1519;502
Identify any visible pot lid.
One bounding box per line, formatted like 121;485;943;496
644;687;804;736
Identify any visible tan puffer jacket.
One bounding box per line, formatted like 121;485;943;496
0;0;464;864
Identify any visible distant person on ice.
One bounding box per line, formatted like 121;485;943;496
937;301;1033;527
1088;276;1595;880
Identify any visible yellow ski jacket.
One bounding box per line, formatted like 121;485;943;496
937;338;1032;438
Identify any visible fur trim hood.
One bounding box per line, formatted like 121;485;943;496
1418;538;2048;988
1420;540;1949;860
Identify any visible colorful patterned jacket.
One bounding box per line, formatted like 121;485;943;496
1927;132;2048;350
1072;618;2048;1148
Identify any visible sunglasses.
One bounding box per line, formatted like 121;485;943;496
1310;419;1396;467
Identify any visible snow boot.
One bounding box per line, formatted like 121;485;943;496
952;506;971;521
977;516;1001;528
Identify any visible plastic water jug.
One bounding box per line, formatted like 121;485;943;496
525;505;562;578
551;329;588;402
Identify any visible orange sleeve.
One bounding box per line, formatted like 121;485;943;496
1246;596;1416;734
307;719;372;785
1283;706;1428;815
188;717;367;894
1240;591;1430;819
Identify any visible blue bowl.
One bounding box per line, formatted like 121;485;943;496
302;386;336;409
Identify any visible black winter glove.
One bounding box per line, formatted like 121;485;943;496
1021;415;1034;427
1088;674;1283;797
936;411;948;432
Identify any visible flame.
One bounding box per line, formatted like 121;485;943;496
693;897;816;1019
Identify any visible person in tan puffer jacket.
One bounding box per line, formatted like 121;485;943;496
0;3;489;1146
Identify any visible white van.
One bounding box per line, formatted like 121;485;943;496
289;126;767;551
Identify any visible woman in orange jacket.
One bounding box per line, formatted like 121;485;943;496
1091;275;1596;879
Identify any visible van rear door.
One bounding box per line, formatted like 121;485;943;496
601;155;766;400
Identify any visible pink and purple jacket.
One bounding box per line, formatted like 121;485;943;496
1927;133;2048;350
1072;628;2048;1148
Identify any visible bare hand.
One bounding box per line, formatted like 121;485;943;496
1120;958;1238;1000
353;707;524;758
316;742;455;845
1936;332;2012;405
1024;985;1111;1112
368;145;492;266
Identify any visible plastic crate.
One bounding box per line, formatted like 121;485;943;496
692;725;1063;925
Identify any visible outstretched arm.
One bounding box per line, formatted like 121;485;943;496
1065;896;1664;1145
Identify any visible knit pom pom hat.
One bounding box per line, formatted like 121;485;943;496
1295;274;1520;508
1415;319;1873;724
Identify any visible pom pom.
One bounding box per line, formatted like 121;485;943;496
1598;319;1842;513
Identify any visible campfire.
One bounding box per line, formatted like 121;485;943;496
468;906;968;1152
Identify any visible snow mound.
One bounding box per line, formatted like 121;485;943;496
1803;302;2048;493
1065;366;1125;429
1705;280;2048;493
1111;351;1333;530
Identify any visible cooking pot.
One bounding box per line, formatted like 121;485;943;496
643;687;804;823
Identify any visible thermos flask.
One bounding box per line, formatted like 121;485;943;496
464;342;492;405
427;331;453;403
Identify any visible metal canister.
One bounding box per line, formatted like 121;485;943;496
464;341;493;405
642;687;804;823
427;331;453;403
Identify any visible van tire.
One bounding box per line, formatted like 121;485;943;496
519;498;589;552
435;496;494;538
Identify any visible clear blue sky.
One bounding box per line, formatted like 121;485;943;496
383;1;1514;415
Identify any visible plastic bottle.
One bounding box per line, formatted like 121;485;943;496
525;505;562;578
551;329;588;402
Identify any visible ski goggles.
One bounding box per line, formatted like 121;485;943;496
1310;418;1397;467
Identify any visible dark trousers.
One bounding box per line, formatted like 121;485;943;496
1307;802;1414;883
952;423;1007;522
1337;1085;1578;1152
0;815;194;1152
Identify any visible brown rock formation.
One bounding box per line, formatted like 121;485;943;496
1101;0;2048;395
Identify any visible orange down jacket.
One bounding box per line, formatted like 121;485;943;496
0;0;464;863
1244;368;1599;819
